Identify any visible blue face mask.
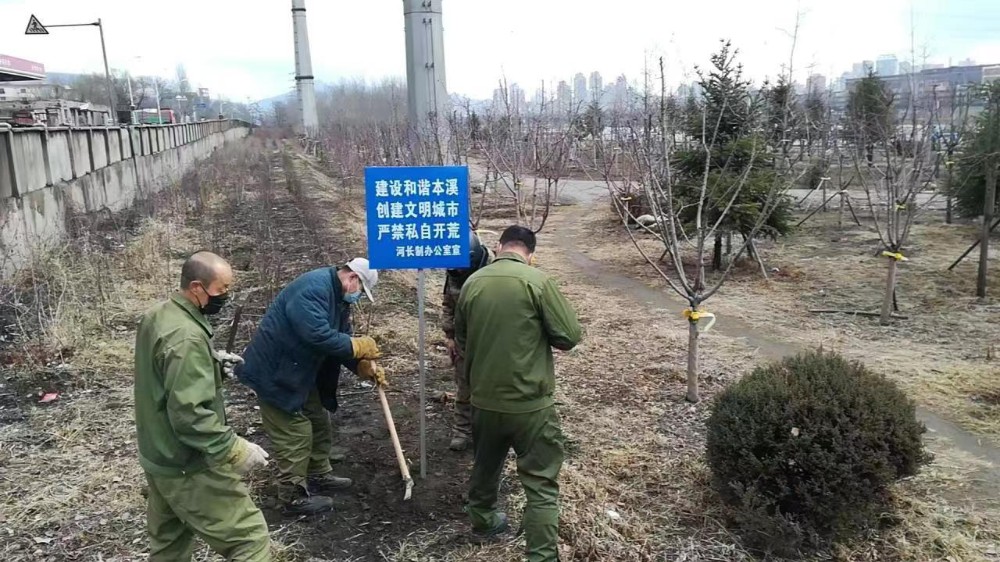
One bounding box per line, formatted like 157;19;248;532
343;291;362;304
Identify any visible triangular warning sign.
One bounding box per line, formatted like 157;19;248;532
25;15;48;35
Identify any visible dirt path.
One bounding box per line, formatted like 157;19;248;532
543;196;1000;502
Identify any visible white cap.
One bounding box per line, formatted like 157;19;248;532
346;258;379;303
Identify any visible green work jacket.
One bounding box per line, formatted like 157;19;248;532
455;252;583;413
134;294;236;476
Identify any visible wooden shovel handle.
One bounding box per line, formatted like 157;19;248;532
373;361;412;494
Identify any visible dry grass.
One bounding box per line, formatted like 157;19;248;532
577;201;1000;442
550;202;1000;560
5;142;999;561
0;146;305;561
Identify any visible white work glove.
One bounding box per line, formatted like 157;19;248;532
212;349;244;378
230;437;270;476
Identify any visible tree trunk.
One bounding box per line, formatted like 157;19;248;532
749;240;769;279
686;318;700;403
712;233;723;271
946;155;954;225
880;256;898;325
978;160;997;298
836;192;844;228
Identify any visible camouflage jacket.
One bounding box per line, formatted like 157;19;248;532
442;249;494;339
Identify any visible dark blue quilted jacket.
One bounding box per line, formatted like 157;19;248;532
238;267;357;413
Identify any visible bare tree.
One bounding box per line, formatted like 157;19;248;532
479;77;575;233
846;73;941;324
604;49;799;403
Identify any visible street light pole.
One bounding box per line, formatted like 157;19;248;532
96;19;117;124
126;72;136;124
155;80;162;124
28;17;119;124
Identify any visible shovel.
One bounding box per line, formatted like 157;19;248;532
373;361;414;500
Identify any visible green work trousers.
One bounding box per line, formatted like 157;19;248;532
453;354;472;437
468;405;565;562
258;388;333;495
145;467;270;562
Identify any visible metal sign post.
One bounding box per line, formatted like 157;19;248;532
417;268;426;478
26;15;118;124
365;166;472;480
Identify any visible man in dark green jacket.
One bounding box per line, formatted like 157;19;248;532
455;225;582;562
134;251;271;561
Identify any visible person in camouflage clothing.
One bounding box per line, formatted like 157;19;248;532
442;231;493;451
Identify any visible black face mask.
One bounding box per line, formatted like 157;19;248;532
200;290;229;316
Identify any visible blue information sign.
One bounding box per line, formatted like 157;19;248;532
365;166;471;270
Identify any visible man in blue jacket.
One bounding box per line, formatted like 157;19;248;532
238;258;384;514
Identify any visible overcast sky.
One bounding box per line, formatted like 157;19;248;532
1;0;999;101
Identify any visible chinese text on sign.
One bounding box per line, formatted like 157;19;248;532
365;166;471;270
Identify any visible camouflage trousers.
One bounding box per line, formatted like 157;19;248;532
453;353;472;437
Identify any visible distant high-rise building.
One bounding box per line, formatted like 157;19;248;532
532;86;546;109
509;83;525;113
835;73;851;92
557;80;571;112
863;60;875;75
958;58;976;67
876;54;899;76
806;74;827;94
613;75;628;107
493;87;505;108
589;71;603;102
573;73;587;105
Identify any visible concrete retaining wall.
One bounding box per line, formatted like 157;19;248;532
1;120;250;275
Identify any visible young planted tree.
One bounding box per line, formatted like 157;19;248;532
846;71;895;164
846;72;940;323
604;43;798;402
949;82;1000;297
938;84;973;224
673;45;794;275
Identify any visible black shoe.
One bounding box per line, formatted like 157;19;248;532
308;472;353;494
284;494;335;515
471;513;509;543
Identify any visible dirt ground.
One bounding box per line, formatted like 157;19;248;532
3;140;1000;561
579;196;1000;441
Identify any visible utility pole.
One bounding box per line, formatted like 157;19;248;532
155;79;162;123
403;0;450;164
291;0;318;137
96;19;116;124
126;72;136;124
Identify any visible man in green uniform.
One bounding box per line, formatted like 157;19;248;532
134;251;271;562
455;225;583;561
441;232;493;451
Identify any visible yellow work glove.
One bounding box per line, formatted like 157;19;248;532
225;437;270;476
350;336;381;360
357;359;387;387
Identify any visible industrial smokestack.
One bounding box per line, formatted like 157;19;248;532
403;0;450;163
292;0;319;137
